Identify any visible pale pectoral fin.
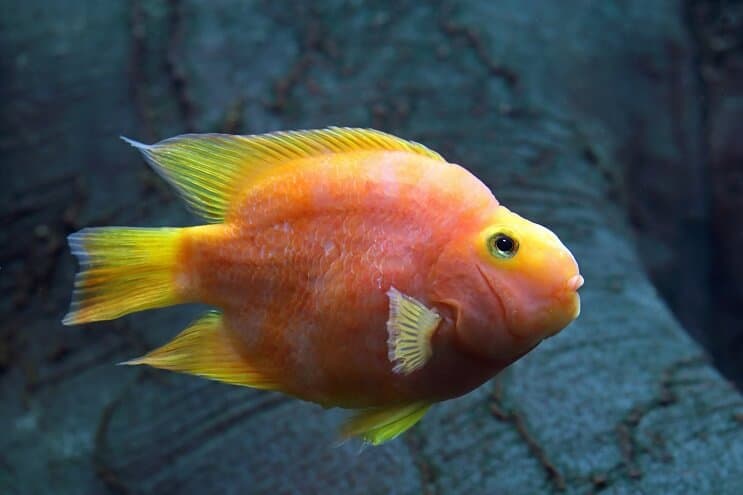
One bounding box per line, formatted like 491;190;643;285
121;311;278;390
386;287;441;374
340;402;431;445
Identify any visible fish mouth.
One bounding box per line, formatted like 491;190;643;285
566;274;584;292
555;274;583;322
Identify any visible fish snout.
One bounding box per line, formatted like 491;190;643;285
561;273;583;321
548;272;583;327
565;274;584;292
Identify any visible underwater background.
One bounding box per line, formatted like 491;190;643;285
2;1;742;493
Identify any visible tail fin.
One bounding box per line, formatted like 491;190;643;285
63;227;183;325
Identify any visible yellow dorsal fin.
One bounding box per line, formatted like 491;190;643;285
341;402;431;445
122;127;445;222
121;311;278;390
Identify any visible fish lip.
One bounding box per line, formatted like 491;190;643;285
566;274;584;292
474;264;516;339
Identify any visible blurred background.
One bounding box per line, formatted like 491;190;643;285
627;0;743;387
2;0;742;493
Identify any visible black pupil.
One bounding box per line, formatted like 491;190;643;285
495;235;514;253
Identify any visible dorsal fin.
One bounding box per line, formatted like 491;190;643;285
122;127;445;222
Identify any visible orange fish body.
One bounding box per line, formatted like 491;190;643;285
64;128;582;444
180;150;500;408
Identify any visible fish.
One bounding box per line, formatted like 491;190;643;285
63;127;583;445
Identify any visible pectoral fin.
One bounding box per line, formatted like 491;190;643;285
121;311;278;390
386;287;441;374
341;402;431;445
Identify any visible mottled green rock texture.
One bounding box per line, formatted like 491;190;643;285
1;1;741;494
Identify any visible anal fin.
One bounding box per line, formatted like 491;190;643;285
340;402;431;445
122;311;277;390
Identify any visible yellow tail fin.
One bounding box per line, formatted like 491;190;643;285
63;227;183;325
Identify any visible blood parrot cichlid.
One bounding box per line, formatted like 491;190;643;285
63;128;583;445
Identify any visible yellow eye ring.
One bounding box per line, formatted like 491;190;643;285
487;232;519;259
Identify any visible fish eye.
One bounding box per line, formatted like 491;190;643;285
487;232;519;259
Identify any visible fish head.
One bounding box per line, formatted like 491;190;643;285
431;205;582;361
